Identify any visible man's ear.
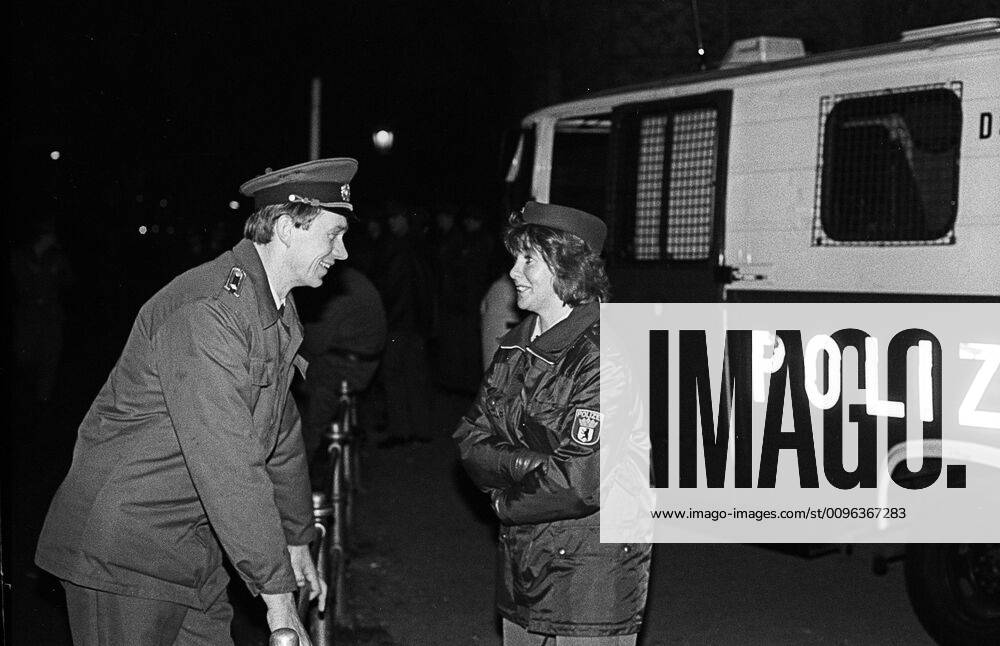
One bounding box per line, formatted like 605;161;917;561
274;214;295;247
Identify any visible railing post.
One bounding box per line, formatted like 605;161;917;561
269;628;299;646
338;380;358;535
327;420;352;627
305;492;334;645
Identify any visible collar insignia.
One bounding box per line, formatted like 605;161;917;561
224;267;245;296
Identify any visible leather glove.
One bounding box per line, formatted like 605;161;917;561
490;489;504;515
500;448;548;483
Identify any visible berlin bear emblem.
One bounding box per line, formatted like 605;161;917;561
571;409;602;446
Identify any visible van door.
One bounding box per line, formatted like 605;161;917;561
548;116;612;219
607;91;733;302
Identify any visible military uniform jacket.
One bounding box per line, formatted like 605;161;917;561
454;302;651;637
36;239;315;609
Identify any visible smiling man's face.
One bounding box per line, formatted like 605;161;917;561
286;209;349;288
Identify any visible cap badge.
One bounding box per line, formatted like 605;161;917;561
341;183;351;202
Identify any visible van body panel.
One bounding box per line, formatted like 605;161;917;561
517;28;1000;300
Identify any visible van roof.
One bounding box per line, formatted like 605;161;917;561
524;19;1000;121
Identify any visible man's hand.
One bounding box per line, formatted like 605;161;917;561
262;592;311;646
288;543;327;610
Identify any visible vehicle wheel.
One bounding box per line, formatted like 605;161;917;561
905;543;1000;645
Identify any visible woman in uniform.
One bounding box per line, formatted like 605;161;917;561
454;201;651;645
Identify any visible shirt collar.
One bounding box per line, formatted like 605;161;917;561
499;301;599;363
271;290;285;311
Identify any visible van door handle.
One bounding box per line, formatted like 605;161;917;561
733;269;769;282
716;265;769;283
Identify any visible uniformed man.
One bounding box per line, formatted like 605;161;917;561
35;158;358;646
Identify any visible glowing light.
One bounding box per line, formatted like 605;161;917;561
50;150;61;160
139;225;148;235
229;200;240;210
372;129;394;153
698;48;705;56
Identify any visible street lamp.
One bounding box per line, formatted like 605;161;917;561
372;129;394;154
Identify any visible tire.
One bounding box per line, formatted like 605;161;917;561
904;543;1000;645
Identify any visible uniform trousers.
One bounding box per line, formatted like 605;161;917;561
62;580;234;646
503;619;638;646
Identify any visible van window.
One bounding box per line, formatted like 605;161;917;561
550;117;611;219
815;84;962;245
632;108;720;261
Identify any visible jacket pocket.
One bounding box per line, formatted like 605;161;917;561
533;526;651;629
191;523;223;584
248;357;274;411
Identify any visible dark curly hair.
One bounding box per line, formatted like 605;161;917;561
504;213;610;306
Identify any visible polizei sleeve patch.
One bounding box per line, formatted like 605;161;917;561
571;409;602;446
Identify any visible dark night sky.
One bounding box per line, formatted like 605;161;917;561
6;0;527;398
10;0;998;250
10;1;516;232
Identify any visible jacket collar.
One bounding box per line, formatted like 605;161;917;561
231;238;285;329
499;301;599;364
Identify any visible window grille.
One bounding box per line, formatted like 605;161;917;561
634;116;668;260
813;83;962;246
666;110;718;260
633;109;719;261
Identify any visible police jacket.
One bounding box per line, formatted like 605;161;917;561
36;239;315;609
454;302;651;637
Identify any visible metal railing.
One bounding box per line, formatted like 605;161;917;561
272;379;360;646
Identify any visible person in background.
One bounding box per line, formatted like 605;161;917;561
346;202;385;278
479;272;521;369
458;206;496;310
376;202;435;446
11;219;74;403
295;262;387;486
429;202;485;392
35;158;359;646
454;201;651;645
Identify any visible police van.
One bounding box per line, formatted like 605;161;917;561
501;17;1000;644
504;18;999;303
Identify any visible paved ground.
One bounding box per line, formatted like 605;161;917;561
344;396;501;646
